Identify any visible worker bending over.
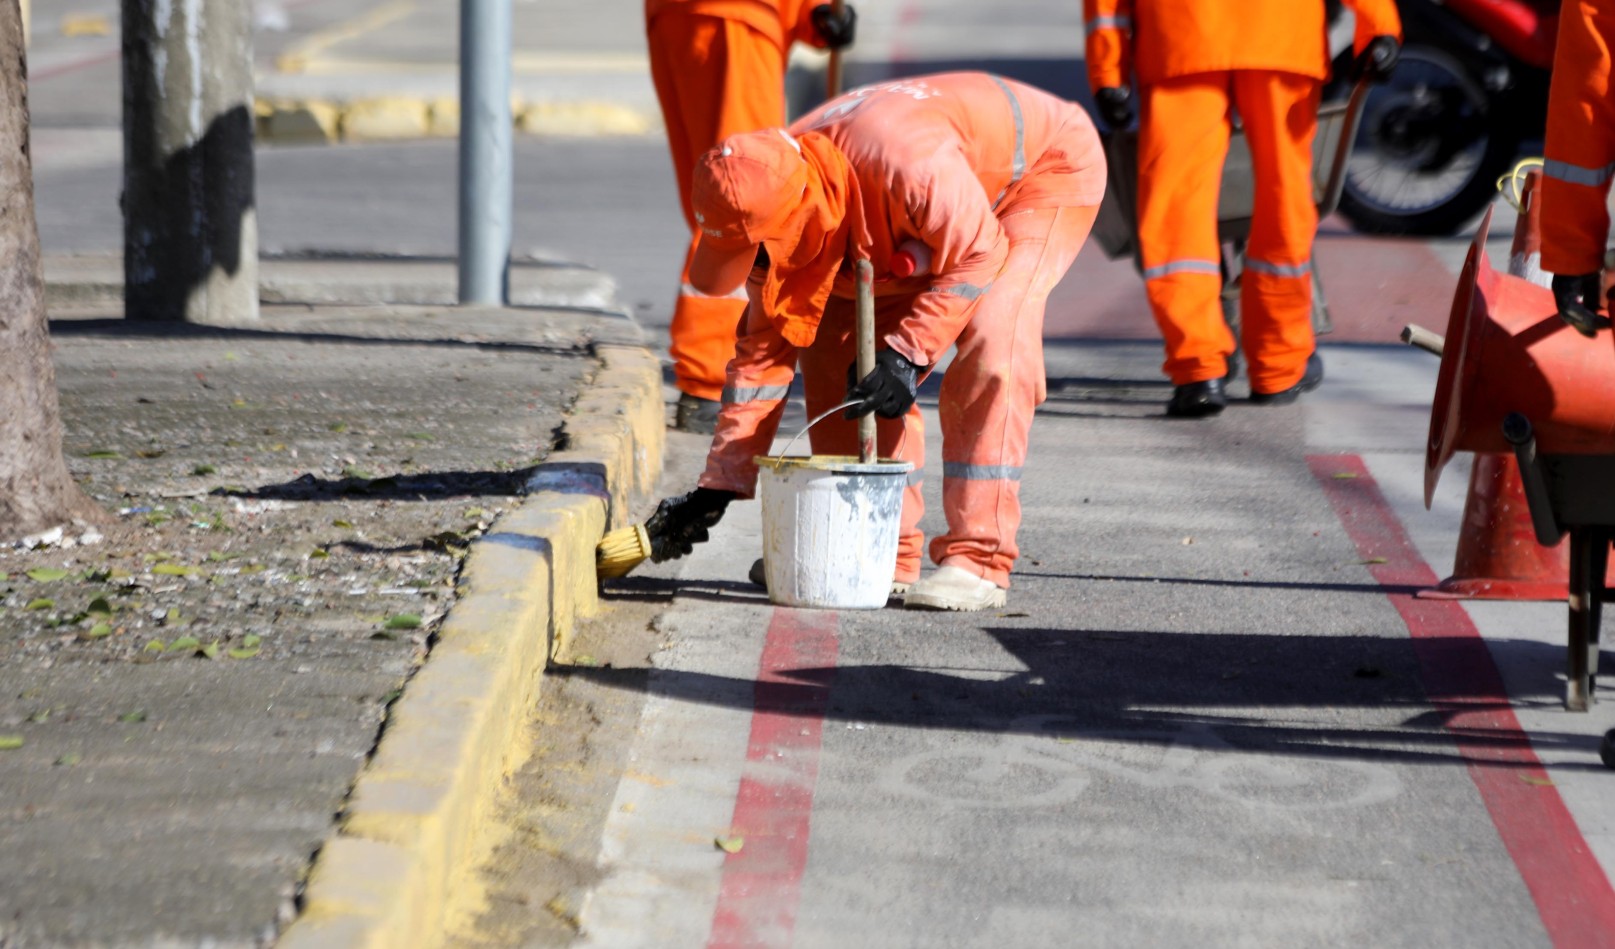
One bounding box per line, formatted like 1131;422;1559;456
647;0;856;433
643;72;1107;611
1084;0;1400;416
1542;0;1615;337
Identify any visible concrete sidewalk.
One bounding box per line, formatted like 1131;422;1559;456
0;265;663;945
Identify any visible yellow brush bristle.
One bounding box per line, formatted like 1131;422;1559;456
596;523;652;579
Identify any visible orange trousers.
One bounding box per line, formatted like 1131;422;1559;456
648;13;789;401
1541;0;1615;276
797;205;1098;588
1137;70;1321;393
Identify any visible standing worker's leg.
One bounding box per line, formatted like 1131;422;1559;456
1235;70;1323;401
647;15;787;430
1137;74;1236;417
798;297;928;588
910;204;1098;610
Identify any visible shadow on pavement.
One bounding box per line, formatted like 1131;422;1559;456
553;623;1610;772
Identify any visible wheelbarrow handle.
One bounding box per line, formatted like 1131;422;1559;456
1317;76;1373;220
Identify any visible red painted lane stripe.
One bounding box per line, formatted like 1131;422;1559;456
1311;454;1615;946
708;608;839;949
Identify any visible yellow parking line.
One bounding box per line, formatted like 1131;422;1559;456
275;0;416;74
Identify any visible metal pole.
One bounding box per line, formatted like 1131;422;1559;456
826;0;845;100
458;0;512;305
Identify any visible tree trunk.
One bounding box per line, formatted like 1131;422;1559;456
0;0;104;541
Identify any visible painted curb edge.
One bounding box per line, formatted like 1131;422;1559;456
276;343;664;949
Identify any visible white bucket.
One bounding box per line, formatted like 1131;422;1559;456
755;454;913;610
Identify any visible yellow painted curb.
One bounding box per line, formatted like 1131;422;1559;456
342;96;431;142
277;344;663;949
255;97;657;145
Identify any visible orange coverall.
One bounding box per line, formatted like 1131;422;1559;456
647;0;833;401
1541;0;1615;278
1083;0;1401;392
697;74;1107;587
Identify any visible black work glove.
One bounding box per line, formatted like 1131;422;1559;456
1094;86;1134;130
811;3;857;50
644;487;737;562
1351;35;1400;83
845;349;921;420
1553;272;1608;338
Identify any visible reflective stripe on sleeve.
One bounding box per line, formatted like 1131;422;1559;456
680;282;750;301
1544;158;1615;188
1085;14;1132;31
929;281;991;300
722;384;791;404
1245;258;1313;278
943;462;1023;481
1141;259;1220;280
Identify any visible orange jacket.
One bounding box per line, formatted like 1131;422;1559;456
699;73;1106;496
1083;0;1403;90
1541;0;1615;276
644;0;830;51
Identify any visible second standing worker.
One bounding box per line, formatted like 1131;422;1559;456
1083;0;1401;417
647;0;857;433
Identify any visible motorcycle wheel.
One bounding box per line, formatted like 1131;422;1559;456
1335;44;1520;237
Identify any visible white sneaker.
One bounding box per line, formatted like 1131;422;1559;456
904;565;1006;611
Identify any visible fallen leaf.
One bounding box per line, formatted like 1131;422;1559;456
1520;774;1555;787
191;463;217;476
84;623;113;640
25;598;55;611
167;636;200;653
715;836;745;854
0;736;22;750
152;563;197;576
384;614;422;630
54;753;80;767
200;642;221;660
227;646;261;660
332;519;354;529
243;634;262;648
87;597;113;616
1359;557;1388;565
118;710;147;723
328;421;349;433
1333;472;1358;479
26;568;71;582
143;640;165;653
309;548;330;559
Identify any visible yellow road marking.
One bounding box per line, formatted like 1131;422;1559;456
275;0;416;74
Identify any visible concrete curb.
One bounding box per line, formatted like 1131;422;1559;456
255;96;657;145
276;343;664;949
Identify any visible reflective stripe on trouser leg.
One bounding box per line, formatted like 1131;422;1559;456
1234;70;1319;394
932;204;1096;588
1137;73;1237;386
648;14;785;402
799;294;927;584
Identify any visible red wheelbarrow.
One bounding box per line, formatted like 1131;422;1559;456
1424;207;1615;763
1091;78;1372;338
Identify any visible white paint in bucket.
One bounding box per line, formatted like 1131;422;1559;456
755;454;913;610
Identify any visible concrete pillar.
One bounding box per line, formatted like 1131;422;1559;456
121;0;258;324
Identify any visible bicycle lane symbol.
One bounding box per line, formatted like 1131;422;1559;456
876;716;1403;811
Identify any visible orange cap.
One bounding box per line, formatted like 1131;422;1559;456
689;129;809;296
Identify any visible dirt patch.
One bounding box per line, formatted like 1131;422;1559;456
0;306;598;946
